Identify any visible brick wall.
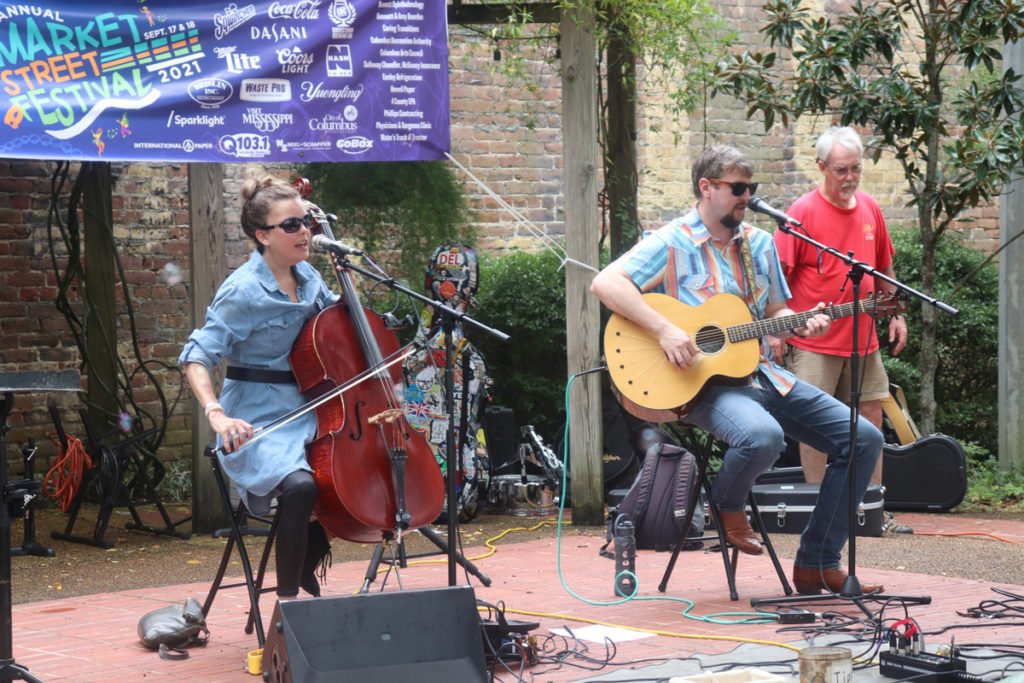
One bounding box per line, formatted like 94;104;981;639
0;5;1002;475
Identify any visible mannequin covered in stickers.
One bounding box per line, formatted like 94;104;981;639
402;244;491;520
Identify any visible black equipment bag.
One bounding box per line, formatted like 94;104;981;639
615;439;704;551
882;433;967;511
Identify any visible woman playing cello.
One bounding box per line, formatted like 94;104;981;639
179;173;336;599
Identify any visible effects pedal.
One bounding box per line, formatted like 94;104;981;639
879;627;972;683
879;650;966;683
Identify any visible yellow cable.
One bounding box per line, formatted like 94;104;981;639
373;521;881;666
380;519;566;571
494;607;879;665
498;607;803;652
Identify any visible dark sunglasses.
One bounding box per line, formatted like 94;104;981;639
261;213;315;233
707;178;758;196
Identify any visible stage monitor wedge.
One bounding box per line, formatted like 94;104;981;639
262;585;488;683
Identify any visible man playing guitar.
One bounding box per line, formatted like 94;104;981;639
589;145;884;596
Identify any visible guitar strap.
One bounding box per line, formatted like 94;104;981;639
737;227;759;316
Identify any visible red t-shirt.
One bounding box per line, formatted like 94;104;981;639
774;188;895;356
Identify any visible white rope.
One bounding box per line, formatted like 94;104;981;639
444;152;600;274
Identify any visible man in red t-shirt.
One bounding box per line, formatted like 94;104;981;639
770;126;912;534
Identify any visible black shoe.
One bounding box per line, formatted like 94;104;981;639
300;520;332;597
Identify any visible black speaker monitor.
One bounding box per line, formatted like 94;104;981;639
262;585;488;683
483;405;517;474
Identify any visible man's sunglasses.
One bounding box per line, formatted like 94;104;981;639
261;213;316;233
707;178;758;196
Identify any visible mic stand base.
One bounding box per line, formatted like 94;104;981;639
0;659;45;679
751;587;931;622
417;526;491;587
0;659;45;683
9;543;55;559
359;527;492;594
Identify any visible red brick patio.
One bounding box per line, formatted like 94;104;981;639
6;511;1023;682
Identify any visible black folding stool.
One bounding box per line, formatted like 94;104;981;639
658;429;793;601
201;445;278;648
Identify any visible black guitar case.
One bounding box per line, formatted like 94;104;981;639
882;433;967;511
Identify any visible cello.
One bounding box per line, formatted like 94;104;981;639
288;181;445;543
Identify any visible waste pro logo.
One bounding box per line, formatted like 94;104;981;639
240;79;292;102
219;133;271;158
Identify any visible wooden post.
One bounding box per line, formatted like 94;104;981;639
82;162;119;434
187;163;226;533
999;39;1023;471
561;4;604;526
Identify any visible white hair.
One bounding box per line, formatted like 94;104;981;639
815;126;864;163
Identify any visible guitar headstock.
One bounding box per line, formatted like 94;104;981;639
864;291;908;317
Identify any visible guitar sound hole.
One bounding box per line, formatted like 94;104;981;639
695;325;726;354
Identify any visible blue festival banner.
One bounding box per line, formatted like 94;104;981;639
0;1;449;162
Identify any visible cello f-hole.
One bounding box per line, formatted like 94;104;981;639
349;400;366;441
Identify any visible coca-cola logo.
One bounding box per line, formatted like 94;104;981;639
268;0;320;19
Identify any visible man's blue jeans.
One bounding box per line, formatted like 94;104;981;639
684;377;882;570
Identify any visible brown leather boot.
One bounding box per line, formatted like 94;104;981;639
717;510;763;555
792;564;883;595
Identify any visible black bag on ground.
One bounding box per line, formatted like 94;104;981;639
137;597;210;660
612;428;704;552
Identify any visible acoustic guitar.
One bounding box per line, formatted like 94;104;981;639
604;292;902;421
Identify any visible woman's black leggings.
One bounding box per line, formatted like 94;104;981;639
274;470;317;597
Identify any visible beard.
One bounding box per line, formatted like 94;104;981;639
720;212;742;229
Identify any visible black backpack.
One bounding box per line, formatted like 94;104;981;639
606;426;705;552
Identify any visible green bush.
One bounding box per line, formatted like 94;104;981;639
962;454;1024;511
884;226;999;456
472;250;568;439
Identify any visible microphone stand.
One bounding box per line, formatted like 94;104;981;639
750;217;956;619
330;251;508;586
0;370;80;683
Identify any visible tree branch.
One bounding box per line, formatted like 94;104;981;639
951;225;1024;297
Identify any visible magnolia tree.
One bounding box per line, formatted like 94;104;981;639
714;0;1024;434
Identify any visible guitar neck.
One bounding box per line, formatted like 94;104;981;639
729;299;874;342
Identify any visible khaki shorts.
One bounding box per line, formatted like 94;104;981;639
785;347;890;403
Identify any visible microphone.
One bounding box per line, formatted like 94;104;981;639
310;234;364;256
747;196;803;228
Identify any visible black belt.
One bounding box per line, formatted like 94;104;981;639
226;366;296;384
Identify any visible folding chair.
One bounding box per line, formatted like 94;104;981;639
201;445;277;648
658;429;793;601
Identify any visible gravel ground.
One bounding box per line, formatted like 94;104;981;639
8;504;1024;605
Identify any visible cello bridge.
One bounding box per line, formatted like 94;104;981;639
367;408;405;425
